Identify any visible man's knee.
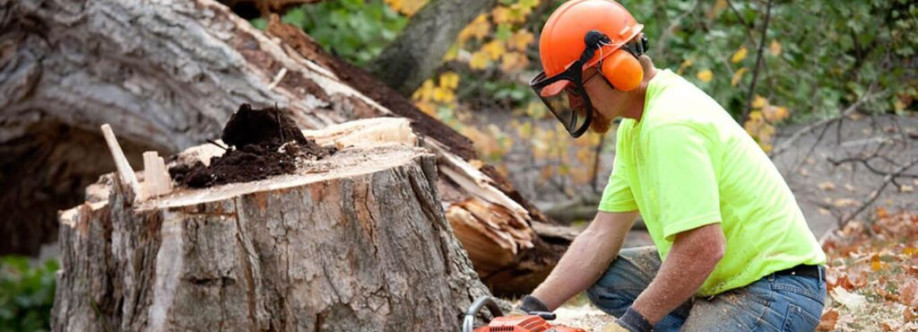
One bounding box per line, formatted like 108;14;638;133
584;248;659;317
585;281;633;317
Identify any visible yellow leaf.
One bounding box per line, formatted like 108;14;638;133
458;15;490;43
469;51;490;70
492;7;511;24
732;47;748;63
432;88;445;102
731;67;748;86
707;0;727;19
751;95;767;109
769;40;782;56
696;69;713;83
763;106;789;122
414;101;436;116
413;79;435;101
500;52;528;73
385;0;428;16
507;30;534;51
439;72;459;89
482;40;506;60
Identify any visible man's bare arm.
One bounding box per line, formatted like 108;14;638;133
530;210;639;310
630;223;726;324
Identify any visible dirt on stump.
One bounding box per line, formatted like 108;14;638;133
170;104;335;188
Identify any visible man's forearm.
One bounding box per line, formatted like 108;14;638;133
531;211;637;310
631;223;726;324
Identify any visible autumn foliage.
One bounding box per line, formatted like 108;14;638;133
819;211;918;331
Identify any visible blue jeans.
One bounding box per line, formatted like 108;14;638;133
585;246;826;332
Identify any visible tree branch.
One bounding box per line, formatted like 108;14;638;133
837;157;918;227
771;91;872;157
741;0;773;123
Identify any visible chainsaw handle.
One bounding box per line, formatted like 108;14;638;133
462;296;504;332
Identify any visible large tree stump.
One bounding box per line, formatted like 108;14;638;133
53;119;490;331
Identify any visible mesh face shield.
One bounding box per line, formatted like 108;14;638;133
529;69;594;138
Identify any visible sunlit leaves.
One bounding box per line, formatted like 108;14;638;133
696;69;713;83
383;0;428;16
769;40;782;57
743;95;790;152
507;30;534;51
731;67;748;86
458;14;491;42
731;46;748;63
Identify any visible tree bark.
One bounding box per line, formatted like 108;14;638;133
369;0;498;95
0;0;565;294
53;119;491;331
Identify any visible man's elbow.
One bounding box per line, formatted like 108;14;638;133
677;223;726;269
702;227;726;268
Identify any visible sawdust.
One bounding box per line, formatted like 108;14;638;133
170;104;335;188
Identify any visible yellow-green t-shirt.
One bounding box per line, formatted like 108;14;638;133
598;69;826;296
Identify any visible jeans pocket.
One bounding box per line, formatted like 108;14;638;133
781;303;821;332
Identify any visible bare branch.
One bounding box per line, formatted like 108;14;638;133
837;157;918;227
741;0;774;123
771;92;872;157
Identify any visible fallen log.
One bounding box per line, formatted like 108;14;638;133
1;0;566;294
53;118;491;331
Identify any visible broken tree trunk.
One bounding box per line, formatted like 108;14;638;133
53;119;491;331
1;0;565;294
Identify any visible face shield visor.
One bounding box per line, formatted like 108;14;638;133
529;63;594;138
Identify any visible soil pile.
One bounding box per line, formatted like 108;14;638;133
171;104;335;188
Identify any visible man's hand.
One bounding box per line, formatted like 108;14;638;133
509;295;549;316
601;307;654;332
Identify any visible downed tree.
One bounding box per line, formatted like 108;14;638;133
0;0;565;294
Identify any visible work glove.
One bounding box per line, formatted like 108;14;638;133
604;307;654;332
510;295;550;316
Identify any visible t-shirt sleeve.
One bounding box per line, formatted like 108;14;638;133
598;144;638;213
647;125;722;241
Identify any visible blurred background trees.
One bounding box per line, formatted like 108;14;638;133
245;0;916;206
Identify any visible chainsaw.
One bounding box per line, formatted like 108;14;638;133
462;296;586;332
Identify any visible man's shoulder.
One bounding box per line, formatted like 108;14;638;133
642;72;735;137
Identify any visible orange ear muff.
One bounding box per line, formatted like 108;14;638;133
599;50;643;91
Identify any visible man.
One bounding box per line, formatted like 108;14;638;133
521;1;827;331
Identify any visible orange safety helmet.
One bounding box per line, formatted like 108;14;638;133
529;0;647;138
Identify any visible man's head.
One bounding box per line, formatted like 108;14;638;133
529;0;650;137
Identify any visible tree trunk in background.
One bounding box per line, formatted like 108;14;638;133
369;0;498;95
53;126;491;331
0;0;565;295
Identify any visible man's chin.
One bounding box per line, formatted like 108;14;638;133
589;111;614;134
